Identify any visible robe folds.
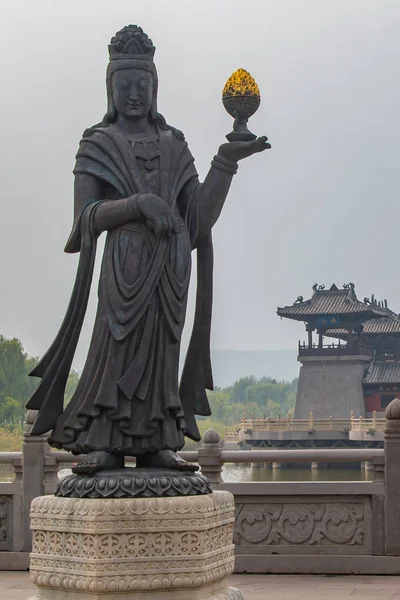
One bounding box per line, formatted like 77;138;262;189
27;125;213;452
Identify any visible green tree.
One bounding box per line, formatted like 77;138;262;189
230;376;257;403
65;370;80;405
207;375;298;426
0;397;21;425
0;337;26;399
266;398;281;417
0;335;81;426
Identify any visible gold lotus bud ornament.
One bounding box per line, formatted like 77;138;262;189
222;68;261;142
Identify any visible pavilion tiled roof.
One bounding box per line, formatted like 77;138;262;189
363;317;400;334
277;284;389;322
364;362;400;385
326;315;400;339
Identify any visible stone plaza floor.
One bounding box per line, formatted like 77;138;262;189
3;572;400;600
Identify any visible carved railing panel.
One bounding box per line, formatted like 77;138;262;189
0;496;12;551
234;497;371;555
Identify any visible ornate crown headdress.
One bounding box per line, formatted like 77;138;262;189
108;25;155;62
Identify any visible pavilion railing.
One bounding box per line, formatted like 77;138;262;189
235;411;386;434
239;416;351;432
351;412;386;432
224;430;240;442
298;341;375;358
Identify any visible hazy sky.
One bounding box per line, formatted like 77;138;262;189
1;0;400;369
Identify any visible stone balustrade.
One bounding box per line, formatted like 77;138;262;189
1;400;400;574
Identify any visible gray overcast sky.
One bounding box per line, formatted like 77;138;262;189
1;0;400;369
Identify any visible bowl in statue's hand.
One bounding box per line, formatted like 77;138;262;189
222;94;261;121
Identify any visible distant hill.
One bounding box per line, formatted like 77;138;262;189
211;349;299;388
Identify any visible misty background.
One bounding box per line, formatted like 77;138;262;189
1;0;399;385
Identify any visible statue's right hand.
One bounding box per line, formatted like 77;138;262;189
137;193;180;236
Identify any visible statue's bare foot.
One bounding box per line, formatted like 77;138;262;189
137;449;199;472
72;451;124;475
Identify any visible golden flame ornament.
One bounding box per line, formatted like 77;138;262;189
223;68;260;97
222;68;261;141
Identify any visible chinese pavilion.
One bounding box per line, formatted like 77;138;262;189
277;283;399;419
325;309;400;416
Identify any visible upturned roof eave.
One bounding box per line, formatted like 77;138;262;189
276;300;388;321
276;306;389;322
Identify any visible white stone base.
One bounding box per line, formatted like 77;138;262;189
29;491;243;598
28;582;244;599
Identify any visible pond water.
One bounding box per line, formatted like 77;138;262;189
0;459;374;484
220;464;373;482
0;464;372;483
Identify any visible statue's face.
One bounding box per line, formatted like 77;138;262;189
112;69;154;120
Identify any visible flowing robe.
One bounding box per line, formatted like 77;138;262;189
27;125;213;452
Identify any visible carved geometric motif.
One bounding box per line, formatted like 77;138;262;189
31;524;234;559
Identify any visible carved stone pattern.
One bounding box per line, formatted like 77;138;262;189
31;492;234;517
0;497;8;544
234;502;365;546
30;564;234;594
30;492;236;594
32;524;233;558
30;548;234;574
30;514;231;532
30;495;234;536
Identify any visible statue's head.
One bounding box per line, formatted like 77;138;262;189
84;26;184;140
105;25;159;124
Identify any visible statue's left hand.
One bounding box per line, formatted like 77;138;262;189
218;136;271;163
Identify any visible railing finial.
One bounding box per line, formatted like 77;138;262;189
385;398;400;421
24;410;38;434
203;428;221;444
198;428;223;484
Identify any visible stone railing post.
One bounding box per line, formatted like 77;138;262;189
384;398;400;555
22;410;48;551
372;455;385;483
44;455;60;496
371;453;385;556
197;428;223;484
11;457;24;553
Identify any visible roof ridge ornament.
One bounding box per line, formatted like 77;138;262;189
364;294;390;309
312;284;326;292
